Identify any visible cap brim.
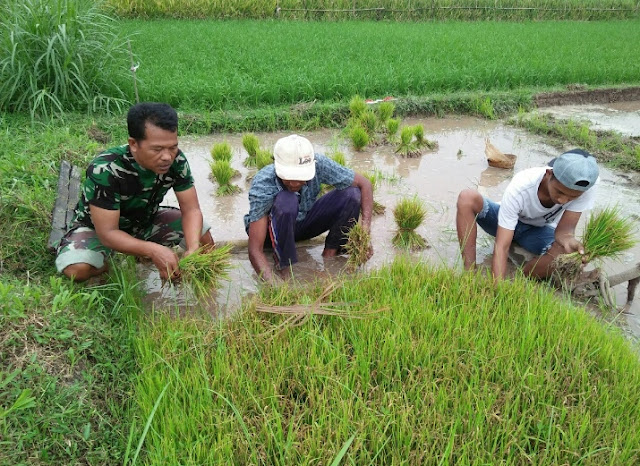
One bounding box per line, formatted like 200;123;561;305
274;160;316;181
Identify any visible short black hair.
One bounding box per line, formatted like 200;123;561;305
127;102;178;141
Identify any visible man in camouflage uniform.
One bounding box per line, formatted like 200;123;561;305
56;102;213;282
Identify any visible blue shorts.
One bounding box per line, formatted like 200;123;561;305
476;198;555;256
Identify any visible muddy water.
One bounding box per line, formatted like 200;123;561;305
538;100;640;137
142;108;640;341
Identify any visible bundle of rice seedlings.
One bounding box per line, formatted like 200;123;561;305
350;125;369;151
364;172;385;215
331;151;347;167
211;142;232;162
392;197;427;250
554;207;637;283
349;95;366;119
413;125;438;150
255;149;273;170
386;118;399;137
211;160;241;196
177;244;233;298
345;222;371;269
242;133;259;157
376;101;395;123
361;110;378;136
396;126;420;157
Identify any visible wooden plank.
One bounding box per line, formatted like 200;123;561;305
48;161;81;252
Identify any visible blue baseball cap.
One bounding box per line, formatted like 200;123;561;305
548;149;599;192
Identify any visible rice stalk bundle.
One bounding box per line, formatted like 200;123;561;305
242;133;260;157
413;125;438;150
177;244;233;298
345;223;371;269
363;172;385;215
386;118;399;138
211;142;233;162
255;149;273;170
396;126;420;157
350;125;369;151
376;101;395;123
349;95;366;119
553;206;637;283
331;151;347;167
361;110;378;136
392;197;427;250
211;160;241;196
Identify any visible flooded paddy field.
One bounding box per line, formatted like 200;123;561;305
144;102;640;340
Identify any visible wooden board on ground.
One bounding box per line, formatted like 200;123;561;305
48;161;81;252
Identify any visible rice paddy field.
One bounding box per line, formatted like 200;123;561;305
121;20;640;110
3;2;640;463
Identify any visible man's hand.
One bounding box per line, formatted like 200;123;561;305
555;235;587;263
149;243;180;280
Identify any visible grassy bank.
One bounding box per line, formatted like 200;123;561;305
120;20;640;110
107;0;639;20
129;259;640;463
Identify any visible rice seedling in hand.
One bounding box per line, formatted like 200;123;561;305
211;142;233;162
392;197;428;250
211;160;241;196
376;101;395;123
331;151;347;167
554;206;637;283
345;222;372;269
413;124;438;150
349;95;366;119
255;149;273;170
176;244;233;298
350;125;369;151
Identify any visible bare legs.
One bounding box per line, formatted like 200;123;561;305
456;189;485;270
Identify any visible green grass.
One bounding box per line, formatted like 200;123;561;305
107;0;639;20
127;259;640;464
119;20;640;110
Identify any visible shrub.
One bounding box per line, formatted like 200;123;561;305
0;0;130;117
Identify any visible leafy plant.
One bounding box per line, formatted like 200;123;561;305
0;0;130;117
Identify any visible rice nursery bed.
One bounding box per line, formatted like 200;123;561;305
120;20;640;109
130;259;640;464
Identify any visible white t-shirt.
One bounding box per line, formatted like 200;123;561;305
498;167;597;230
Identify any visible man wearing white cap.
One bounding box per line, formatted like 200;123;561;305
244;134;373;283
456;149;599;280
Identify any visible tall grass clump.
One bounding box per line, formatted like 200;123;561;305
0;0;130;117
211;142;233;162
554;206;637;280
176;244;233;298
242;133;260;167
392;197;427;250
211;160;241;195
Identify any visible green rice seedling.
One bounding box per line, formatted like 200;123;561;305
413;124;438;150
554;206;637;283
363;172;385;215
349;125;369;151
331;151;347;167
1;0;129;117
396;126;420;157
376;101;395;123
361;110;378;136
255;149;273;170
349;95;367;120
345;223;371;270
392;197;427;250
176;244;233;298
242;133;260;157
211;160;241;196
386;118;399;137
210;142;233;162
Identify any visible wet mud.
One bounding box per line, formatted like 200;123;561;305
141;103;640;343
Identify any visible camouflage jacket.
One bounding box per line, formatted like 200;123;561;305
71;145;194;233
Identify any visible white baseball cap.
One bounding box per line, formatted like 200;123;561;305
273;134;316;181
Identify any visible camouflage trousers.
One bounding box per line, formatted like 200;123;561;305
55;207;210;273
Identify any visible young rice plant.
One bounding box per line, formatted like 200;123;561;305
211;142;233;162
393;197;427;250
176;244;233;298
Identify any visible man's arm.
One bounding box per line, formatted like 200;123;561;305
175;186;206;255
90;205;179;280
352;173;373;233
492;226;515;280
553;210;584;254
247;216;275;283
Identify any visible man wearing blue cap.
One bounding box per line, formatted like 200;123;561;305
456;149;599;280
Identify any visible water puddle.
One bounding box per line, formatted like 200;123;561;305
141;109;640;343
